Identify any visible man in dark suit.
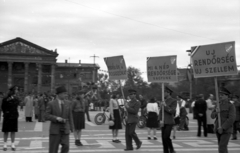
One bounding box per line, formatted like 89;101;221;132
194;94;207;137
159;86;177;153
45;86;74;153
124;89;142;151
211;87;236;153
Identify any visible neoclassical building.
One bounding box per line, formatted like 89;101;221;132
0;37;99;94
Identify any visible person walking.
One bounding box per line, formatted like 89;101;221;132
84;94;91;122
45;86;74;153
206;94;215;133
177;96;188;131
172;99;180;139
124;89;142;151
24;92;34;122
72;91;86;146
38;94;47;122
211;87;236;153
109;93;122;143
1;86;20;151
33;95;39;120
194;94;207;137
139;94;147;117
231;94;240;140
146;98;159;140
159;86;177;153
0;92;4;122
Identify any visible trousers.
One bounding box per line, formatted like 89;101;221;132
125;123;141;149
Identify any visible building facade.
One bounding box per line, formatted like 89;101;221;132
0;37;99;94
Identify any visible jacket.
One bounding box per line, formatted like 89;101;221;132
2;95;20;119
126;99;140;124
45;99;74;134
195;99;207;118
211;99;236;133
159;96;177;125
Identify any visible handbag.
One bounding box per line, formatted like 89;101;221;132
108;119;115;126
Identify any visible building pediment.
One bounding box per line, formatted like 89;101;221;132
0;37;58;57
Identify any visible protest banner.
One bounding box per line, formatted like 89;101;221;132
191;41;237;128
191;41;237;78
104;55;127;80
147;55;178;82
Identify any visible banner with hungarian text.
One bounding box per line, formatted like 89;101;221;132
191;41;237;78
147;55;178;82
104;55;127;80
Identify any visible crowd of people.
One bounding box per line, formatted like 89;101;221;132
0;84;239;153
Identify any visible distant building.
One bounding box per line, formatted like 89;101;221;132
0;37;99;94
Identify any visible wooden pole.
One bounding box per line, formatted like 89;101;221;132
214;77;221;128
161;83;164;126
119;80;125;99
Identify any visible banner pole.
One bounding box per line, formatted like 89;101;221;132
119;80;125;100
161;83;164;126
214;77;221;128
119;80;128;122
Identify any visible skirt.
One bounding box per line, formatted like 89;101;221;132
146;112;158;128
174;116;180;125
2;118;18;132
109;109;122;130
72;112;85;130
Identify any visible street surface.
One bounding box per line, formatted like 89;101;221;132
0;109;240;153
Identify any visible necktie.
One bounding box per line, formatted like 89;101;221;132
61;102;64;116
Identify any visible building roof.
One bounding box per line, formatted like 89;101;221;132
57;63;100;68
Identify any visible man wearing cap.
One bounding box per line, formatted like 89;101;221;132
211;87;236;153
231;94;240;140
194;94;208;137
124;89;142;151
159;86;177;153
45;86;74;153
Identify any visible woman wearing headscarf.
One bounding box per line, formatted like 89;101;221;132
1;85;20;151
72;91;86;146
146;98;159;140
109;93;122;143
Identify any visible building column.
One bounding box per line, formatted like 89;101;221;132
7;62;13;89
51;64;55;93
37;64;42;94
24;62;29;93
92;68;96;83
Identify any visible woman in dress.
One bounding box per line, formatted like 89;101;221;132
1;85;20;151
146;98;159;140
109;94;122;143
72;91;86;146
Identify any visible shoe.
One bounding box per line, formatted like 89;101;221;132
231;137;237;140
170;151;176;153
115;139;121;143
154;137;157;140
3;147;7;151
136;141;142;149
124;148;133;151
148;137;151;140
75;140;79;146
78;142;83;146
88;120;91;122
11;147;16;151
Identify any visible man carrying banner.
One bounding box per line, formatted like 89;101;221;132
159;86;177;153
124;89;142;151
211;87;236;153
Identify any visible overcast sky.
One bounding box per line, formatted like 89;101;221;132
0;0;239;80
